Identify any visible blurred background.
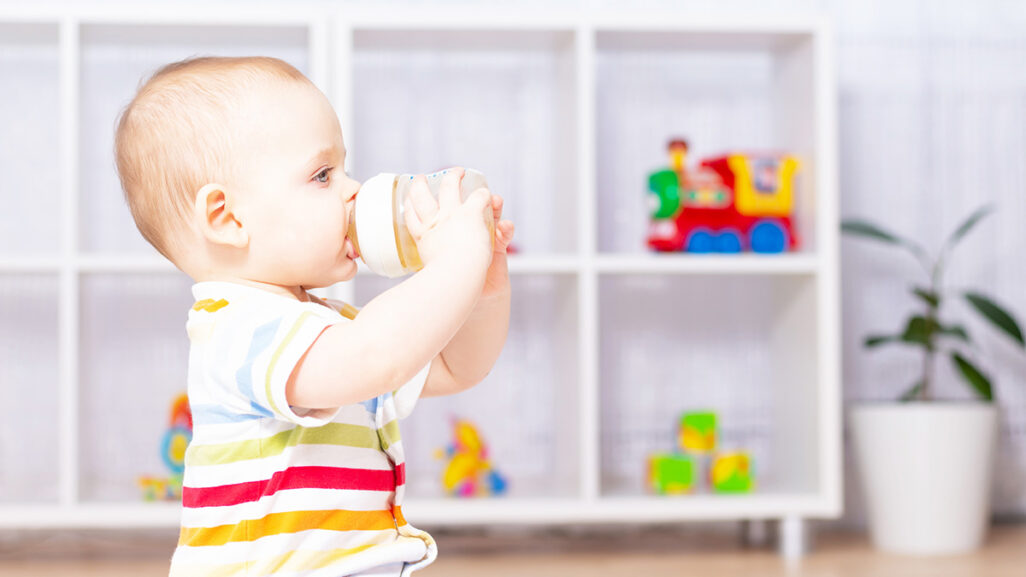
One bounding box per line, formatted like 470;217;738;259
1;0;1024;575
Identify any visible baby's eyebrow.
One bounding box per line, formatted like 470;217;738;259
303;146;339;173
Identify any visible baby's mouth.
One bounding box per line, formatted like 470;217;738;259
345;236;360;260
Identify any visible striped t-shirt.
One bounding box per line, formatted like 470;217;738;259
169;281;437;577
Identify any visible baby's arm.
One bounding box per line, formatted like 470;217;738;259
423;194;514;397
285;170;493;410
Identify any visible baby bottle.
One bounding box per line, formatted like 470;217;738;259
348;168;494;278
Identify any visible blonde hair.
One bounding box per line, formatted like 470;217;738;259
114;56;311;262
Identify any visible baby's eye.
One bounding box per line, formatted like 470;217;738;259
314;167;334;184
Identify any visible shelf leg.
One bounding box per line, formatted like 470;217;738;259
778;516;811;559
740;519;771;548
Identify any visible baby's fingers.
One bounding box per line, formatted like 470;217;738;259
403;196;425;239
491;194;504;222
408;175;438;224
465;188;492;219
496;219;515;252
437;167;465;211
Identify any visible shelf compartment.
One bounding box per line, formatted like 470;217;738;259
599;274;821;498
354;273;580;499
350;28;579;255
0;22;61;258
78;272;194;502
595;28;820;257
0;274;61;503
77;22;311;256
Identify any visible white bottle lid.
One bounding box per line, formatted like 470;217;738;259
354;173;406;278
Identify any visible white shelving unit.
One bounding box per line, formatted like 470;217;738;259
0;2;839;554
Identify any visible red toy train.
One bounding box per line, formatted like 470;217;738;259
647;139;800;253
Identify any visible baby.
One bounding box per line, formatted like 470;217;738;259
114;56;514;577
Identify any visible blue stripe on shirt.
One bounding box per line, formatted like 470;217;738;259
234;317;280;418
190;403;264;424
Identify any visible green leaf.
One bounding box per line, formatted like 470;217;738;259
952;352;994;401
865;334;901;348
901;316;938;347
939;324;971;343
943;205;993;253
899;380;924;402
842;220;927;254
911;287;940;308
842;219;933;271
964;292;1025;348
841;220;905;244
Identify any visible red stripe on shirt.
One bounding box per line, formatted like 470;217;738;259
183;466;397;508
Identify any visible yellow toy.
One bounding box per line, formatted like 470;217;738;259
434;418;508;497
138;392;191;501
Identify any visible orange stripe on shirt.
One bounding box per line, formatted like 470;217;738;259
179;508;399;547
393;505;407;527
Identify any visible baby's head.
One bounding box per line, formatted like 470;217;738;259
115;56;362;290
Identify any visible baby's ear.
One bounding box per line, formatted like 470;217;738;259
194;183;248;248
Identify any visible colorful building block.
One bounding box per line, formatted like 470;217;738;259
679;412;717;454
647;453;695;495
711;452;755;493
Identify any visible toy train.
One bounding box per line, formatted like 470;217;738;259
647;139;800;253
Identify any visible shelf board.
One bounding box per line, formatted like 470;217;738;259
77;255;178;273
595;253;818;275
354;254;581;276
0;255;584;276
0;493;835;528
0;257;63;273
1;254;819;275
406;495;834;524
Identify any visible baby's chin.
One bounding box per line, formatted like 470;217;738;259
307;260;359;288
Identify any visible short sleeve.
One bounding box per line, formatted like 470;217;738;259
393;359;432;420
224;304;342;427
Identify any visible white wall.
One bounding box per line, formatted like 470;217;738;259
1;0;1024;522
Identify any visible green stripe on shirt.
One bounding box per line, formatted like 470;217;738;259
264;311;315;418
186;422;395;466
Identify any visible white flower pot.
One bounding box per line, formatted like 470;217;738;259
850;403;998;555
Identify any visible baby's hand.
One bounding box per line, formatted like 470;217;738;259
403;167;493;270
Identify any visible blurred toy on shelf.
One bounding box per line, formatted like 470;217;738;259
679;411;717;454
711;451;755;493
138;392;192;501
434;417;508;498
647;453;695;494
646;410;757;496
647;138;800;254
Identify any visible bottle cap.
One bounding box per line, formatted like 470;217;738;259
354;173;406;278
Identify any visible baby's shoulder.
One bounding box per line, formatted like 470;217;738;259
187;284;342;343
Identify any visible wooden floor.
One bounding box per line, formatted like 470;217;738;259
1;524;1024;576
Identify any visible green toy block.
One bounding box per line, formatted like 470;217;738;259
679;412;717;454
711;452;755;493
647;453;694;495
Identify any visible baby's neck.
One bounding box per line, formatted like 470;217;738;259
196;275;311;302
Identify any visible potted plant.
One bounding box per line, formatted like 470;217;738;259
842;205;1024;555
